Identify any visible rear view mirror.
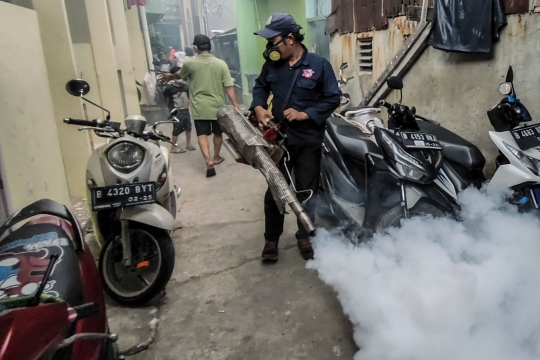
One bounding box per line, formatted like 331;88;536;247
505;66;513;83
65;79;90;97
340;62;348;70
499;82;512;95
387;76;403;90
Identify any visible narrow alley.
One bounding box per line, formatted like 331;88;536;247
107;130;357;359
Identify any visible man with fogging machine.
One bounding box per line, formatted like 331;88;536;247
251;12;341;261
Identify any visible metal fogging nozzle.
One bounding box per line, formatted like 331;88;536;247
289;201;316;237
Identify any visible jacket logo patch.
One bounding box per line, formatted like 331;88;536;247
302;69;315;78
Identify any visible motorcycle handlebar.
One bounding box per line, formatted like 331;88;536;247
63;118;96;126
71;303;98;321
378;100;392;109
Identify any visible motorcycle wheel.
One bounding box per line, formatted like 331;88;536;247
99;224;175;306
376;202;445;233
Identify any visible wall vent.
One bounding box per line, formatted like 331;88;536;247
358;38;373;73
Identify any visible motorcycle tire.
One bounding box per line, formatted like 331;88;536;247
99;224;175;306
376;202;445;233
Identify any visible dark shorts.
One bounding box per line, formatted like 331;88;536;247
172;108;192;136
194;120;223;137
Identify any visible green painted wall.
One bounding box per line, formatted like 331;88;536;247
145;0;167;14
236;0;307;105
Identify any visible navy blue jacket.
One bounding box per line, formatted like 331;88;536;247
250;48;341;146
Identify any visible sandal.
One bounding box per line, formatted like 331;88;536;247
206;166;216;177
186;145;196;151
214;156;225;165
171;148;186;154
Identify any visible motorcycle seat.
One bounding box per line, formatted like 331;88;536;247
0;223;84;306
416;118;485;169
326;117;381;161
340;106;374;116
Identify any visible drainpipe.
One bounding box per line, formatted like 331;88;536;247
137;4;157;105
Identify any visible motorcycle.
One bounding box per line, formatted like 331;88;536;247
0;199;118;360
318;76;472;233
63;79;178;306
486;66;540;208
330;65;486;194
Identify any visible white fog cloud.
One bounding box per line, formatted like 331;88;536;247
308;188;540;360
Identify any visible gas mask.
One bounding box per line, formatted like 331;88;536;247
262;35;288;62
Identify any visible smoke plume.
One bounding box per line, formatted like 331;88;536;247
308;188;540;360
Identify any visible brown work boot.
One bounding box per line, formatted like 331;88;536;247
297;238;314;260
261;240;278;262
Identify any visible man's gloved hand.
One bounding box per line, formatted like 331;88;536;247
254;106;273;127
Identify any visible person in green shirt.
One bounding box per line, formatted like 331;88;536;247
161;34;239;177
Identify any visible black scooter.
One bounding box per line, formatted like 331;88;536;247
318;76;486;233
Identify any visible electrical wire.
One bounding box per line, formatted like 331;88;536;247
283;150;314;205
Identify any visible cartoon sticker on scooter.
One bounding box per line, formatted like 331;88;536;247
0;248;61;299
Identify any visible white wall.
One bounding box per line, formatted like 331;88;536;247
32;0;91;197
0;2;70;211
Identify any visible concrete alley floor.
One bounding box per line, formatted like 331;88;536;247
106;130;358;360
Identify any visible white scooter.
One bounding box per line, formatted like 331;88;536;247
333;62;384;135
64;79;179;305
486;66;540;208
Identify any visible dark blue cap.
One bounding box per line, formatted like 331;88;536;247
254;12;301;39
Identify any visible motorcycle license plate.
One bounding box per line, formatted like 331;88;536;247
91;182;156;211
510;124;540;150
401;132;442;150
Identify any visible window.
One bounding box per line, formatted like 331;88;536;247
357;37;373;73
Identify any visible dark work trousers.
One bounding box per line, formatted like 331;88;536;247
264;144;322;242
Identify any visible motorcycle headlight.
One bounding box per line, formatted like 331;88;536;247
395;162;426;181
504;142;540;176
379;131;429;181
107;142;145;173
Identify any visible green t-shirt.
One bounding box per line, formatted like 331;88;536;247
178;53;233;120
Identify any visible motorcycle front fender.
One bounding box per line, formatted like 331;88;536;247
487;164;537;194
120;203;175;230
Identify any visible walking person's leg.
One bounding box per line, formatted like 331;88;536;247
210;120;225;165
292;145;322;260
185;130;194;150
171;120;186;153
261;187;285;261
185;116;195;151
261;147;298;261
194;120;216;177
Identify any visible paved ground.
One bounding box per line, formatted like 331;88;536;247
80;128;358;359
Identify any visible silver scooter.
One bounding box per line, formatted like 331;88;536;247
64;79;179;305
